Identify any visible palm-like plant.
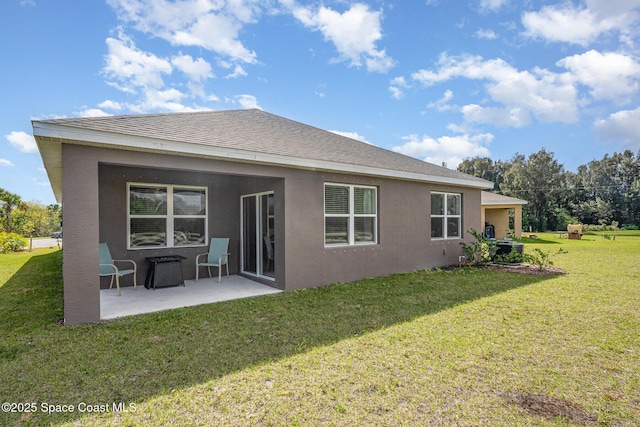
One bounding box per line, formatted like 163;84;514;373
0;188;27;233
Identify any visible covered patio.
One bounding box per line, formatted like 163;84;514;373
100;275;281;320
481;191;528;239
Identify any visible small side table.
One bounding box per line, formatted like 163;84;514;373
144;255;186;289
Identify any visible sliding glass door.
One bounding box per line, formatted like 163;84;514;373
241;192;275;280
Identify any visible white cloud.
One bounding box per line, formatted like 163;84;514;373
365;49;395;73
412;54;506;86
461;104;531;127
77;108;112;118
522;1;640;46
5;131;38;153
427;89;454;111
314;83;326;98
0;159;14;167
479;0;509;12
101;0;396;116
139;87;196;112
205;93;220;102
107;0;260;63
288;2;395;73
411;53;578;126
475;28;497;39
522;6;599;46
98;100;125;111
328;130;370;143
594;107;640;149
392;133;492;168
588;0;640;16
388;86;403;100
225;64;248;79
171;54;213;81
171;13;257;63
101;33;220;113
234;94;262;109
103;33;173;92
217;59;247;78
557;50;640;101
389;76;409;99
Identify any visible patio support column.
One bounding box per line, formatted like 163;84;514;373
514;206;523;239
61;145;100;324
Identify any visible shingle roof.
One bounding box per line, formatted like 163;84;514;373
481;191;528;205
33;109;493;201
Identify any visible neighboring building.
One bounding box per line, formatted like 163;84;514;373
33;109;493;324
481;191;528;239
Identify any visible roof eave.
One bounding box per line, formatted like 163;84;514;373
34;133;63;203
483;201;528;206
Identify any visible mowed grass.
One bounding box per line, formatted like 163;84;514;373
0;233;638;426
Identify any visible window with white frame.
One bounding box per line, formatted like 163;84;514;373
128;184;207;249
324;183;377;245
431;192;461;239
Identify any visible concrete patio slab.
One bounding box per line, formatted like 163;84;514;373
100;275;281;320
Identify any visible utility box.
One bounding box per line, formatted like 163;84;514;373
495;241;524;257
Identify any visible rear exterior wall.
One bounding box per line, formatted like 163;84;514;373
282;170;482;289
61;142;482;324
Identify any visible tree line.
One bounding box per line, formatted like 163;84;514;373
0;188;61;238
458;149;640;232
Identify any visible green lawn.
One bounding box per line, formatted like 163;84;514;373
1;234;639;426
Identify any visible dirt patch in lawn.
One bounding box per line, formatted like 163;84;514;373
504;391;598;425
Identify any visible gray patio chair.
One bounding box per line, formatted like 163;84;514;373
99;242;137;296
196;237;230;282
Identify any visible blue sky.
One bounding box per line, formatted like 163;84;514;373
2;0;639;205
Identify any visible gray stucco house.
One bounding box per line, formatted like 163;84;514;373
33;109;492;324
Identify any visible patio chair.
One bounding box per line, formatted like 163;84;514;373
99;242;137;296
196;237;230;282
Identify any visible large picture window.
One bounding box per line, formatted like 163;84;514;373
325;183;377;245
431;192;461;239
128;184;207;249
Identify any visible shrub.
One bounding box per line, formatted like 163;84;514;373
583;222;620;232
0;232;27;253
524;248;553;271
524;247;567;271
460;229;497;265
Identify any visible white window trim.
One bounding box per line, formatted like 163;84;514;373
431;191;462;240
127;183;208;250
324;183;378;247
